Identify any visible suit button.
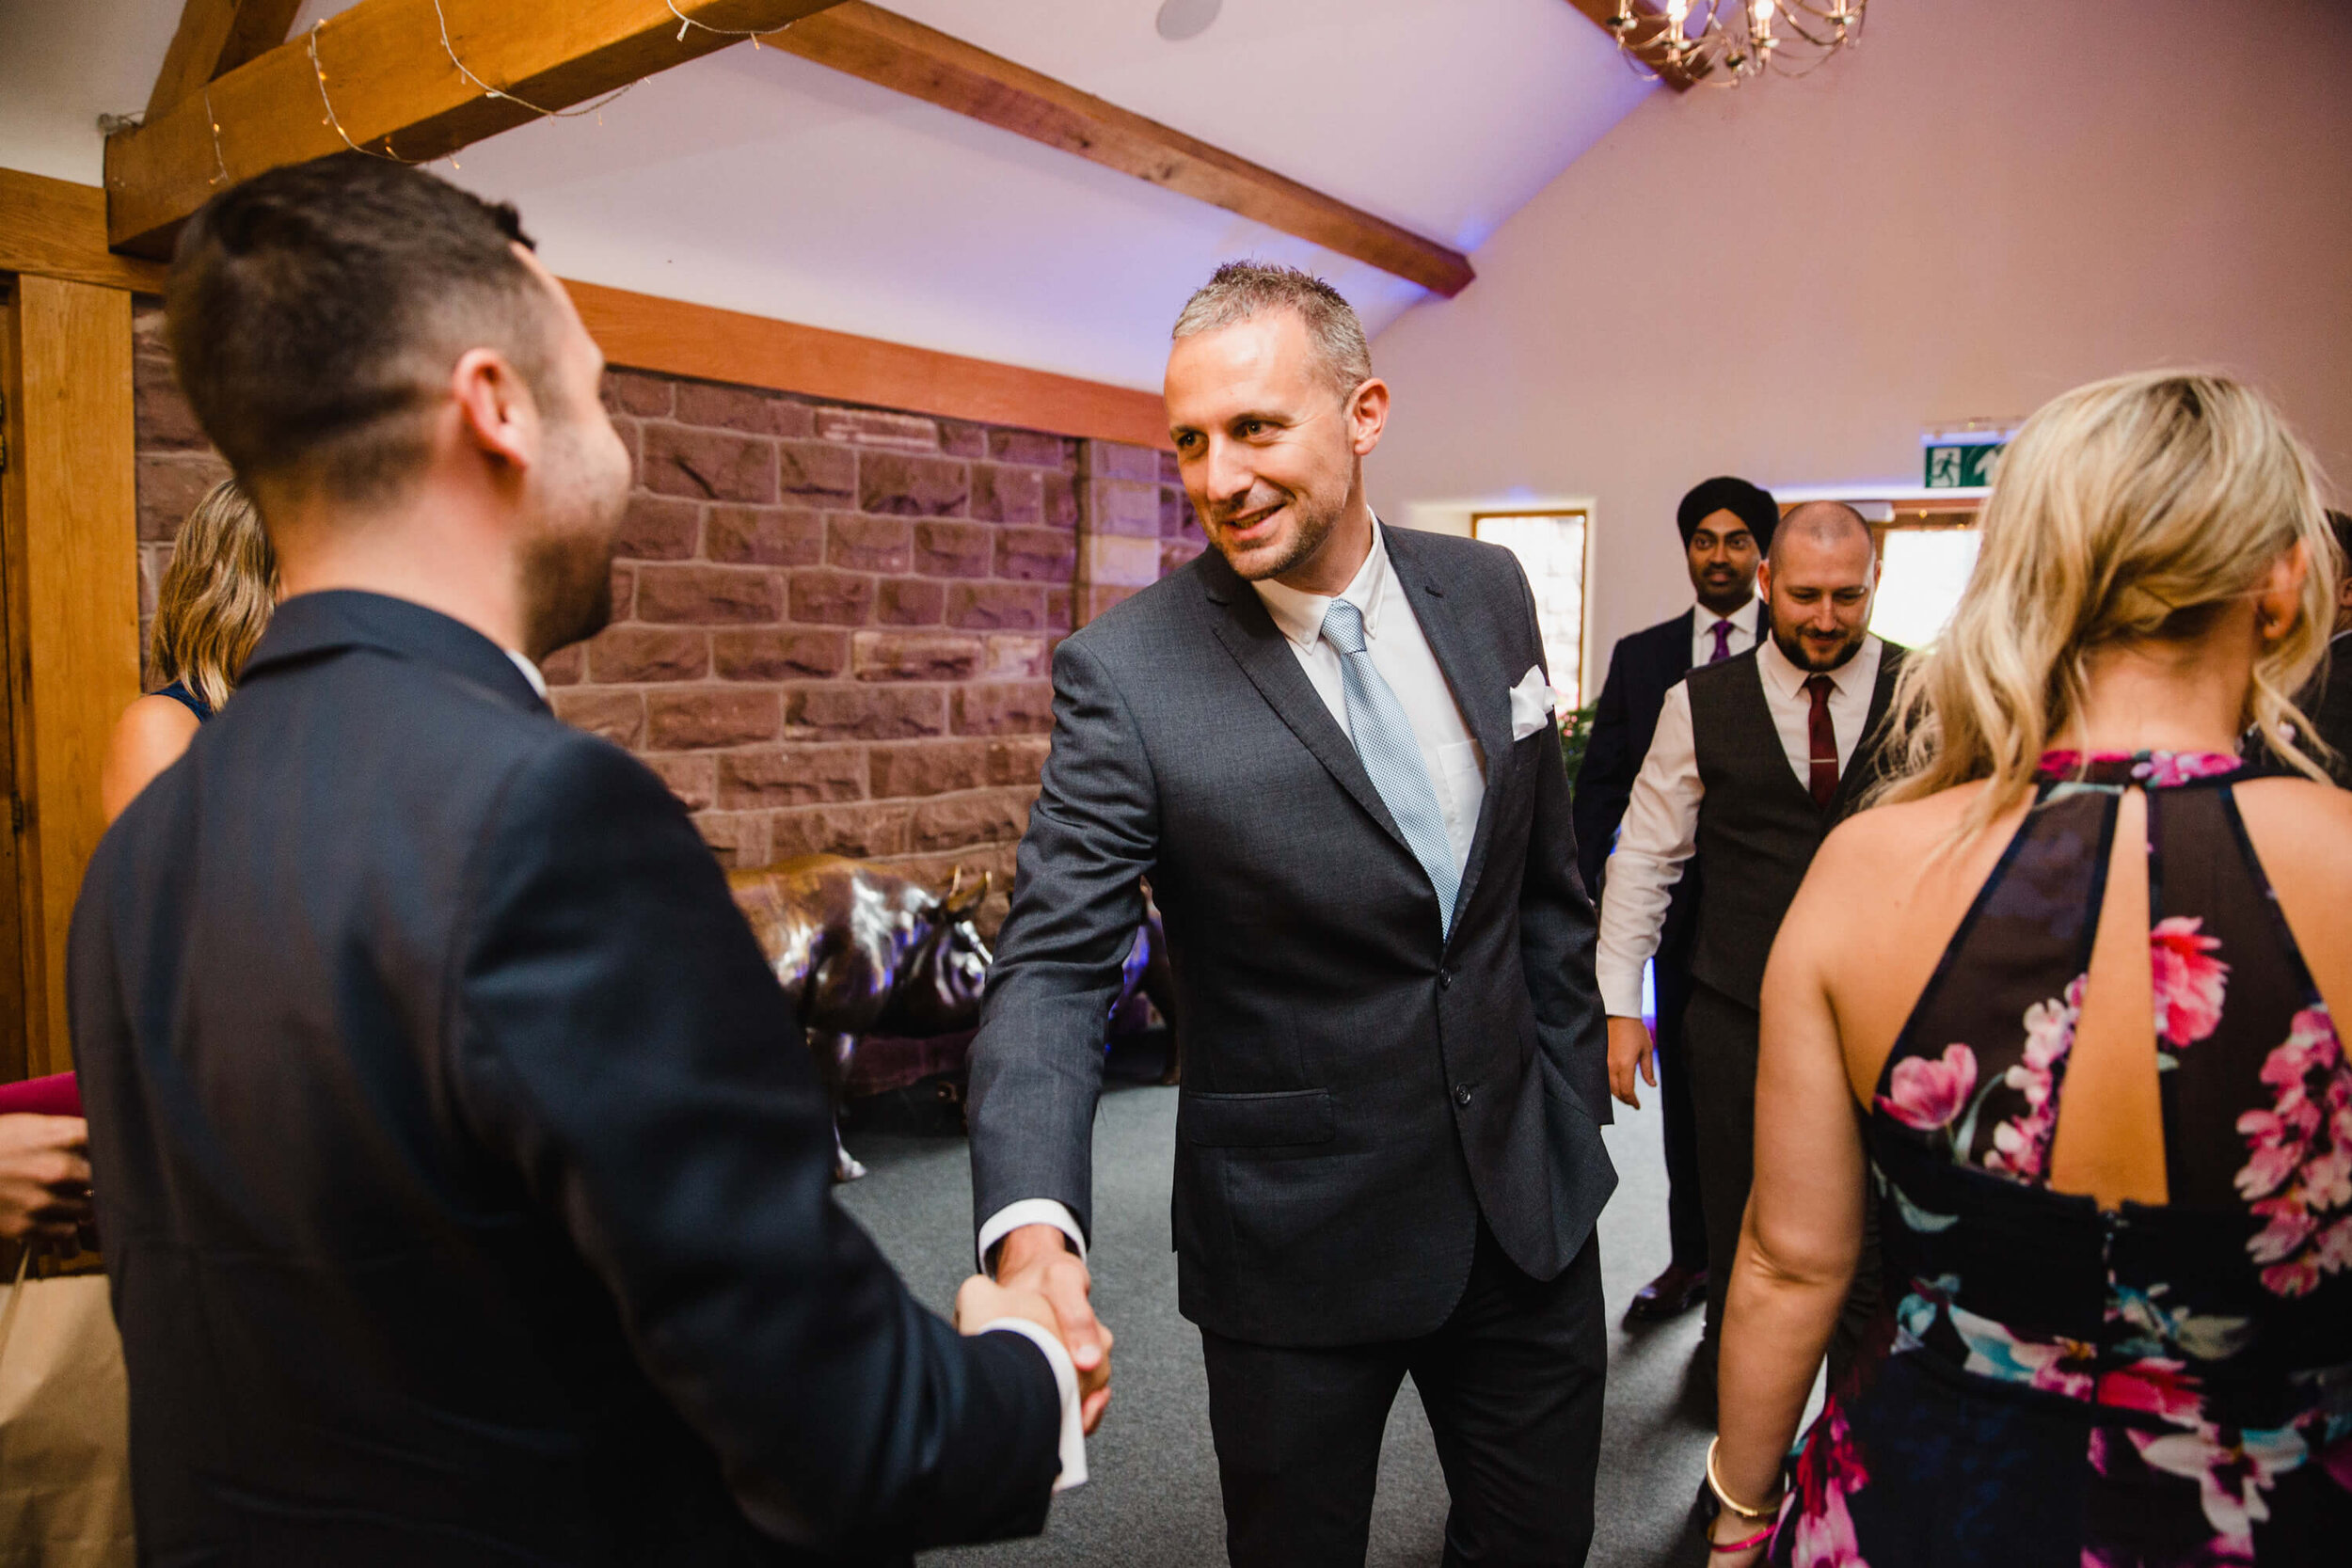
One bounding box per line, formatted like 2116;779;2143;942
1438;969;1454;990
1454;1084;1472;1106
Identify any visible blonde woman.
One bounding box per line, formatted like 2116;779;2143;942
100;477;277;822
1706;372;2352;1564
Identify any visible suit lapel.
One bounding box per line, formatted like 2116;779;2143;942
1198;549;1410;852
1383;529;1514;933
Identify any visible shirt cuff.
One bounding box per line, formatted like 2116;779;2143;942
977;1199;1088;1275
977;1318;1089;1493
1598;960;1647;1020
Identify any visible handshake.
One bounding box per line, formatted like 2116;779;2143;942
953;1222;1115;1435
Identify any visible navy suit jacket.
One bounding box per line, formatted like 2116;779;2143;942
70;592;1059;1566
968;529;1615;1348
1572;610;1699;897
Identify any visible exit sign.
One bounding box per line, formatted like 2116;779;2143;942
1921;426;2014;489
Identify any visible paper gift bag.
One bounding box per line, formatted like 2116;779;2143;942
0;1252;135;1568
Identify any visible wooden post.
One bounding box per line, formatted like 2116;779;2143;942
2;276;141;1076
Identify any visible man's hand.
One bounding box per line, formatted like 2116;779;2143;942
0;1115;93;1246
1607;1016;1657;1110
993;1224;1113;1433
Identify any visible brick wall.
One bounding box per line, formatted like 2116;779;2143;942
130;307;1206;930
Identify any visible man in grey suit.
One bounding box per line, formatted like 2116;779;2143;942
966;262;1616;1566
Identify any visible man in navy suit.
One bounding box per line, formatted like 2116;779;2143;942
1569;477;1776;1325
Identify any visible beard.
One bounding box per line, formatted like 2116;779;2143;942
1209;481;1345;583
519;416;630;658
1772;620;1867;673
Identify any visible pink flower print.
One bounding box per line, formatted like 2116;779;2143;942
2150;917;2229;1050
1878;1044;1978;1132
2097;1358;2205;1425
2129;1422;2306;1560
1984;977;2084;1181
2235;1005;2352;1296
1784;1403;1871;1568
2132;752;2245;787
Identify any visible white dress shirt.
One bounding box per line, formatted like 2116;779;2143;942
976;521;1485;1294
1594;633;1885;1017
1692;599;1764;668
505;649;550;700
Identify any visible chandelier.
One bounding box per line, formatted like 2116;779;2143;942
1604;0;1867;86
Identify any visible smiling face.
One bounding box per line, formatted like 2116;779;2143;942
1758;505;1879;672
1164;309;1387;593
1686;507;1762;615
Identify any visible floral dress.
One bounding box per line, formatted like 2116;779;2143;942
1770;752;2352;1567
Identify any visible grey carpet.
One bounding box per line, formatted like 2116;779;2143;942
834;1071;1715;1567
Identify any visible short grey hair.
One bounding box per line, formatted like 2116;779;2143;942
1171;261;1373;399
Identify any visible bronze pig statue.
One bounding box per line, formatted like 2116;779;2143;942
729;855;993;1181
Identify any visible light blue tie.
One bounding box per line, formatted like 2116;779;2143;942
1321;598;1461;938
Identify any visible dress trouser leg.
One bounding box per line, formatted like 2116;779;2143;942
1200;1227;1607;1568
1652;956;1709;1273
1683;982;1760;1364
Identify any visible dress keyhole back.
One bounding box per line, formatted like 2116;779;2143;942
2045;785;2170;1208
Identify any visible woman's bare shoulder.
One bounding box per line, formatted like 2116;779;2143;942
1815;782;1994;871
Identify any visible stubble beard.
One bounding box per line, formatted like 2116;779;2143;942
1214;484;1343;584
519;422;628;660
1772;622;1865;673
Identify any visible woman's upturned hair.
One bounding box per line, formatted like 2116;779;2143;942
1874;370;2338;837
151;477;278;713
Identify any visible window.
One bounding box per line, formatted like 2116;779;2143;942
1471;510;1590;704
1870;525;1981;649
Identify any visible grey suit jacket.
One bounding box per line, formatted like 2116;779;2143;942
967;526;1616;1348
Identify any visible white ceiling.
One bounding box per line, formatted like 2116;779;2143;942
0;0;1651;390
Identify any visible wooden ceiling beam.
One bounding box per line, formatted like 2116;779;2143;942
104;0;850;259
144;0;307;121
772;4;1475;298
1562;1;1701;91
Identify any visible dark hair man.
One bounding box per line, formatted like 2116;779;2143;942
68;155;1080;1565
1569;475;1777;1326
1597;502;1903;1394
966;261;1616;1565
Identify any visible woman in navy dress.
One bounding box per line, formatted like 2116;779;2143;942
1705;372;2352;1564
99;476;277;822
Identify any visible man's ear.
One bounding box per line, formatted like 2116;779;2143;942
1755;559;1774;599
1347;377;1390;457
448;347;539;474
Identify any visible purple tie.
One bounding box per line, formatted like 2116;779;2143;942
1708;620;1736;663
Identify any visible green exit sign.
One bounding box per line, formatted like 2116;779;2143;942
1921;430;2011;489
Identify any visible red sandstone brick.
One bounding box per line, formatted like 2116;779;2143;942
648;689;780;749
676;381;813;438
952;682;1055;736
636;564;782;625
588;626;709;684
1080;583;1145;623
787;569;876;626
608;416;641;472
769;802;913;861
538;643;585;686
553;689;646;749
788;686;947;741
692;811;771;870
947;582;1045;631
827;515;914;574
988;737;1052;787
1162;484;1201;539
970;465;1044;525
778;440;858;504
860;452;969;518
876;577;946;626
1082;440;1163;483
644;753;718;812
984;634;1048;680
603;370;674;419
718;745;869;809
851;631;985;682
939;420;988;459
1159;450;1183;483
1045;588;1073;632
132;306;168;355
989;429;1071;469
611;564;637;622
814;407;938;451
712;626;848;681
642;425;776;504
1161;540;1207;577
135;356;209;451
1041;473;1080;529
707;506;824;567
868;739;991;800
995;527;1075;582
914;520;993;578
910;787;1036;853
138;452;231;542
614;494;702;561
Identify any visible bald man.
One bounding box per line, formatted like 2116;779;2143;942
1595;504;1903;1392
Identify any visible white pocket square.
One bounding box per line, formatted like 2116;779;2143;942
1508;665;1561;741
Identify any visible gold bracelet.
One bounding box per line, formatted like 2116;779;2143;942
1705;1436;1784;1525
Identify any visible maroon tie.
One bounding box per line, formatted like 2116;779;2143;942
1804;674;1838;809
1708;620;1735;663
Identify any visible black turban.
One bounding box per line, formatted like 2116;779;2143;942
1677;476;1779;555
